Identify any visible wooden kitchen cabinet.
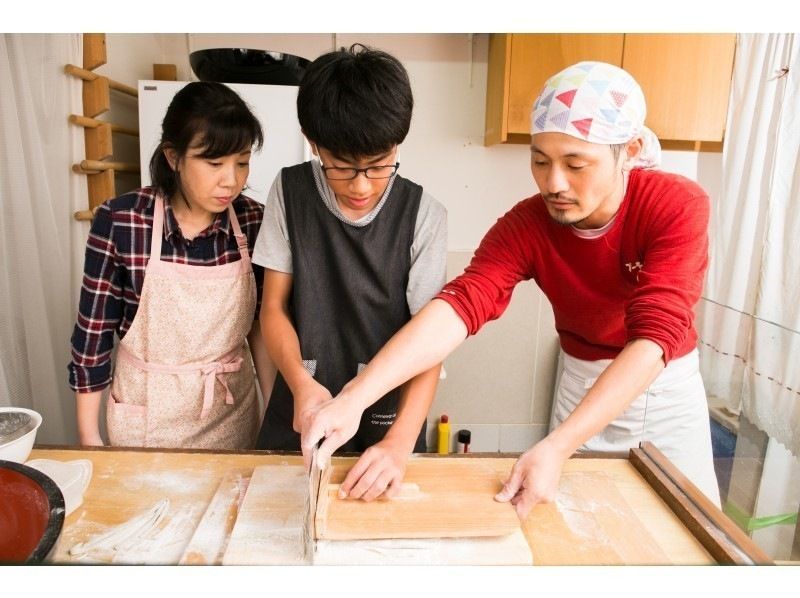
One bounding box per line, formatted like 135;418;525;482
485;33;736;146
623;34;737;142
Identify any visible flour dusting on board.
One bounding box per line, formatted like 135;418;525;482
119;469;209;494
69;499;200;564
555;472;624;542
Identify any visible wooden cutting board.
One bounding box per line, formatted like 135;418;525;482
315;457;521;540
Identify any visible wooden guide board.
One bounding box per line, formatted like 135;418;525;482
317;458;521;540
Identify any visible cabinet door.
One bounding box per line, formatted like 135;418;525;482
622;34;736;142
485;34;624;145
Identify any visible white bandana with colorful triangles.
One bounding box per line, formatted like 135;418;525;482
531;61;661;167
532;60;648;143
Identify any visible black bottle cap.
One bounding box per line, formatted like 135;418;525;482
457;429;471;443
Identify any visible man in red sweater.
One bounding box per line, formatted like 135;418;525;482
299;61;720;514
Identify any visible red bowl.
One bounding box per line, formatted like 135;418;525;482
0;460;64;563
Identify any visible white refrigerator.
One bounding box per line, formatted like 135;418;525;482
137;80;310;204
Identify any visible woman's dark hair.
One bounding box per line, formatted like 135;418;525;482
297;44;413;159
149;81;263;200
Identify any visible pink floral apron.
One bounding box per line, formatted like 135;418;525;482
107;195;259;449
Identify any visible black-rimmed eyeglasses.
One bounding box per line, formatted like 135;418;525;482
320;162;400;181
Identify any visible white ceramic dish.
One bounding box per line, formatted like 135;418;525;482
25;459;93;516
0;407;42;463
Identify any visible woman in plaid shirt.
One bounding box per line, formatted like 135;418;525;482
68;82;273;448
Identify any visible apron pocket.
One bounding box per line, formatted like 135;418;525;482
106;393;147;447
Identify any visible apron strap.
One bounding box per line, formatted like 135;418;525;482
117;343;244;420
152;196;250;265
227;202;251;264
151;195;166;261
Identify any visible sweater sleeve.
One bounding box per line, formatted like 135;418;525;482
624;181;709;364
436;198;539;335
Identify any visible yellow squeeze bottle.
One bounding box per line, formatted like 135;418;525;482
437;414;450;454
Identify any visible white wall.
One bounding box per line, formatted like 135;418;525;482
86;33;724;452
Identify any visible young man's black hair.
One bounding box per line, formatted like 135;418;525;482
296;44;413;159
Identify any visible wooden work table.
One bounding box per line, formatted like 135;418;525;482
29;444;769;565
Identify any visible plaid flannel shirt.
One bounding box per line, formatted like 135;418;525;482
68;187;264;393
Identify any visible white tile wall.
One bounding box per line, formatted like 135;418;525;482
430;252;560;429
499;424;549;453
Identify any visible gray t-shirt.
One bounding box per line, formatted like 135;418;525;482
252;160;448;315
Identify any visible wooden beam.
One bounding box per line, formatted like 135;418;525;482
84;123;112;161
69;114;138;137
81;159;140;173
630;442;772;565
153;64;178;81
65;64;138;97
74;207;100;221
82;77;109;118
82;33;106;70
87;169;116;211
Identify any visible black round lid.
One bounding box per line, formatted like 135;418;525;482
189;48;311;86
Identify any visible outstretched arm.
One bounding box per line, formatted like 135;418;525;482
300;299;467;468
495;338;665;518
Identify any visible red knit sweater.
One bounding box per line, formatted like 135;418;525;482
436;168;709;364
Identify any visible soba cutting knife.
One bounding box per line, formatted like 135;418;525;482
303;444;324;561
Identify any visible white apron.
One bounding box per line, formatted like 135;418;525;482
106;195;259;449
550;348;721;506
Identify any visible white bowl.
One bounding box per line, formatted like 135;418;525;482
25;459;93;516
0;407;42;463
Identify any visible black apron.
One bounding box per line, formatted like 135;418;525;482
256;162;427;453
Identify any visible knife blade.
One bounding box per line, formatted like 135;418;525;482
303;444;324;562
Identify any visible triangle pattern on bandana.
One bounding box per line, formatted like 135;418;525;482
550;110;570;130
600;108;619;124
539;89;556;109
556;89;577;108
588;80;609;96
577;63;595;73
566;73;587;87
548;75;563;89
610;91;628;108
535;111;547;131
571;118;593;138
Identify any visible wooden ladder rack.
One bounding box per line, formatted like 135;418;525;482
68;34;176;221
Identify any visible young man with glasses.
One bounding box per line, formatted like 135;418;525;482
252;45;447;502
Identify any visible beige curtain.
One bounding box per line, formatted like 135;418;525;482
697;34;800;456
0;34;85;444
